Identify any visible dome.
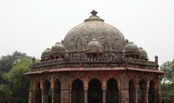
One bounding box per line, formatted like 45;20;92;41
125;42;139;53
41;48;51;57
86;38;103;53
51;42;65;55
63;10;125;52
139;47;148;60
41;48;51;60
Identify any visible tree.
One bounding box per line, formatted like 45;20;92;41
160;59;174;84
0;84;12;97
3;57;32;102
160;59;174;98
0;51;27;84
0;51;33;102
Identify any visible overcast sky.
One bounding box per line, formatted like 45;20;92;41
0;0;174;65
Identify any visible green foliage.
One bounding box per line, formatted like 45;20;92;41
160;59;174;84
3;57;32;102
0;51;27;84
0;84;12;97
0;51;33;102
0;51;27;73
160;59;174;98
161;83;174;98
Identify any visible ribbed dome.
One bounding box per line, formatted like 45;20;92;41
51;42;65;54
86;38;103;53
63;10;125;52
125;42;139;53
139;47;148;60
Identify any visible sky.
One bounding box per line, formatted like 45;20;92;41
0;0;174;65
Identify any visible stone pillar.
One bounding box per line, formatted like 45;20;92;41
120;73;129;103
69;87;71;103
118;88;121;103
120;88;129;103
143;80;149;103
61;88;70;103
61;76;70;103
40;79;46;103
51;76;55;103
157;78;162;103
84;87;88;103
28;80;35;103
143;88;149;103
84;78;88;103
41;89;46;103
102;79;107;103
135;86;139;103
102;88;106;103
51;88;55;103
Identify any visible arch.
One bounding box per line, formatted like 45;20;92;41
71;79;84;103
88;78;102;103
54;79;61;103
139;79;147;103
43;80;51;103
35;83;41;103
148;80;156;103
129;79;135;103
106;78;119;103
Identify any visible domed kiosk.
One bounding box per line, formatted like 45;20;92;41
26;10;164;103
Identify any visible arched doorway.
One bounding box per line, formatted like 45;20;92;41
35;83;41;103
106;78;119;103
148;80;156;103
129;79;135;103
139;79;147;103
43;80;51;103
88;78;102;103
54;79;61;103
71;79;84;103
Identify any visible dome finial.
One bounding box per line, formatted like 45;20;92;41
91;10;98;16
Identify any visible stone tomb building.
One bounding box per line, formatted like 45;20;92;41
26;10;165;103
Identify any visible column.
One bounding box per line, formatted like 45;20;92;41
41;89;46;103
135;86;139;103
28;81;34;103
61;76;69;103
84;78;88;103
84;87;88;103
157;79;162;103
40;80;46;103
69;87;71;103
102;79;107;103
102;88;106;103
144;87;149;103
120;74;129;103
28;90;35;103
51;76;55;103
51;88;55;103
118;88;121;103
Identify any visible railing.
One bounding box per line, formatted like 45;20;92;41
126;58;156;65
32;57;157;70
